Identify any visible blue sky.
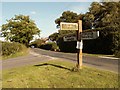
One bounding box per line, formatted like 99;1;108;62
1;1;94;39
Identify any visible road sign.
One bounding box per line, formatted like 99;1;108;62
81;31;99;40
63;31;99;41
60;22;78;30
63;34;77;42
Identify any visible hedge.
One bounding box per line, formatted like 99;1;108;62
2;42;27;56
40;42;59;51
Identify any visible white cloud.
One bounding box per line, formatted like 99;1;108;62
30;11;37;15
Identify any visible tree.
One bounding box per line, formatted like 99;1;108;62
30;39;45;48
86;1;120;55
2;15;40;46
89;2;120;28
54;2;120;56
49;32;59;41
55;11;78;26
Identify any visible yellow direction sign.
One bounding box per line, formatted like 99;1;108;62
60;22;78;30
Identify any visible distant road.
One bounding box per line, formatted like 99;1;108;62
32;48;119;73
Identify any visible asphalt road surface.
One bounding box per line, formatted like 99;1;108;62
32;48;119;73
2;51;55;70
2;48;119;73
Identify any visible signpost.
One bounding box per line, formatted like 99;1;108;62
60;20;99;70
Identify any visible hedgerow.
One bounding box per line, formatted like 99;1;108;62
2;41;27;56
40;42;59;51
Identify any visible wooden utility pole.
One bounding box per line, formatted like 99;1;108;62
76;20;82;69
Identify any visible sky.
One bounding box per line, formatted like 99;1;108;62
0;1;97;40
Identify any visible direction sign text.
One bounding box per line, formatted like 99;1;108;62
63;34;77;42
81;31;99;40
60;22;78;30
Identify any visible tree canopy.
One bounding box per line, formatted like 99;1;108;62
88;2;120;56
2;15;40;46
49;32;59;41
55;11;78;26
54;2;120;57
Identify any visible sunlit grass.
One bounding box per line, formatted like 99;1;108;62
2;60;119;88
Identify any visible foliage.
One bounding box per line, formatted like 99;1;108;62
0;41;2;56
55;11;78;26
89;2;120;28
87;2;120;56
54;2;120;57
49;32;59;41
114;31;120;57
2;41;27;56
30;39;45;48
1;15;40;47
40;42;59;51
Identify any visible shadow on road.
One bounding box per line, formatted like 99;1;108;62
34;63;72;71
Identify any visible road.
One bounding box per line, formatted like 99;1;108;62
2;48;119;73
2;51;54;70
32;48;119;73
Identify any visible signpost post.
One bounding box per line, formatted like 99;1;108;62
60;20;99;70
77;20;82;69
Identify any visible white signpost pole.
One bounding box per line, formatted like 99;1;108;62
76;20;82;69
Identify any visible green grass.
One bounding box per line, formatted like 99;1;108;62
2;60;119;88
1;48;29;60
83;53;115;57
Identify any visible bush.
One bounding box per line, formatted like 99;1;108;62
29;39;45;48
0;41;2;56
40;42;59;51
2;42;27;56
114;50;120;58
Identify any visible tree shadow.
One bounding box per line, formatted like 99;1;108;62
34;63;72;71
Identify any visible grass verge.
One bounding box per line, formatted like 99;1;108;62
2;60;119;88
83;53;114;57
83;53;120;60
